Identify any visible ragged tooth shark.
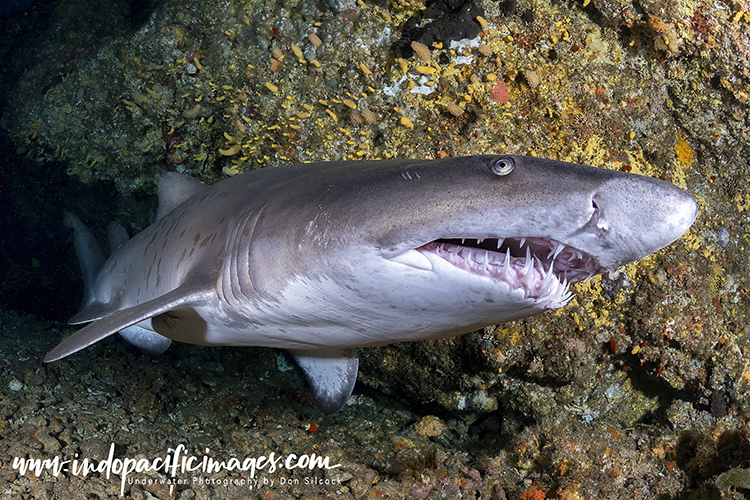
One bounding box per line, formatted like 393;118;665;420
44;155;698;413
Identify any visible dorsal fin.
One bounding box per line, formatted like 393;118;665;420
108;221;130;251
156;172;208;220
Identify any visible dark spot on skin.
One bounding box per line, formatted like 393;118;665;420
193;233;201;245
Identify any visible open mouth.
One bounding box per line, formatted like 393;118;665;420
417;237;604;309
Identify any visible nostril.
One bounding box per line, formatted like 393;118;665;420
588;196;607;232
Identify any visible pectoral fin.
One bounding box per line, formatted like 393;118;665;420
289;348;359;414
44;284;209;362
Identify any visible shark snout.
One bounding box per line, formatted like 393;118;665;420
668;186;699;236
639;179;698;244
591;176;698;268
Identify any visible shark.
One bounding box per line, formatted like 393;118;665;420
44;155;698;413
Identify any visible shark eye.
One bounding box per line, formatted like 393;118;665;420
491;157;515;176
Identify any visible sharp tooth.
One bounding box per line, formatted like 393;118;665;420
539;262;555;287
461;238;466;245
522;250;533;277
576;250;583;260
521;260;533;287
496;238;504;249
554;243;565;260
560;290;575;305
539;278;554;298
478;237;484;244
539;267;557;296
484;251;489;267
504;248;511;274
520;246;532;281
548;242;564;260
519;237;526;247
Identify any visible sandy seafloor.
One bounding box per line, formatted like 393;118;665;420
1;307;497;500
1;0;750;497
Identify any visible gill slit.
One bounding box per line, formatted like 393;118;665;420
221;205;266;307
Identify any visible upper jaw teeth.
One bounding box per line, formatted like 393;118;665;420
549;241;565;260
433;237;599;282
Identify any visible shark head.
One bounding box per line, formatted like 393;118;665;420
384;155;697;308
240;155;697;343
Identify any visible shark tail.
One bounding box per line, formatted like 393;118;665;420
63;211;106;310
60;212;174;358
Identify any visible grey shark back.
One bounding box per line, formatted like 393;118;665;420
45;155;697;413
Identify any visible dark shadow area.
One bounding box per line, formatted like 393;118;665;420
0;139;118;320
